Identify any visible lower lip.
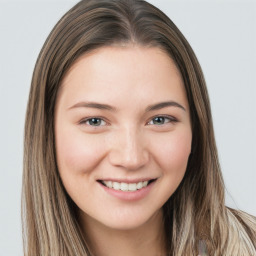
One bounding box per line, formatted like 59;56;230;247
98;180;156;201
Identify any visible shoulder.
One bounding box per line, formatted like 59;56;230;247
226;207;256;253
227;207;256;232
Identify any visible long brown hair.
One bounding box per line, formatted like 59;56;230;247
22;0;256;255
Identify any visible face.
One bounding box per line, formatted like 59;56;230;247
55;46;192;231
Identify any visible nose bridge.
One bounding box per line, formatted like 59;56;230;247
109;125;149;170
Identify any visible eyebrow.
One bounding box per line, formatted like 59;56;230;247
145;101;186;112
69;102;116;111
68;101;186;112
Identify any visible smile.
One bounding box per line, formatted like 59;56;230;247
99;180;155;192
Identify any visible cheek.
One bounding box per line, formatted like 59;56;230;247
55;127;106;176
151;129;192;177
143;129;192;211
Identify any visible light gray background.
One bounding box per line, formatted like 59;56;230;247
0;0;255;255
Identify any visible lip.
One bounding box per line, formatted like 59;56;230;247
97;179;157;201
98;177;154;183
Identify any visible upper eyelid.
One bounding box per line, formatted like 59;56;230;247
149;114;176;120
79;115;177;126
146;115;177;124
79;116;109;124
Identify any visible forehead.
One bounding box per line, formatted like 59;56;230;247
57;46;188;111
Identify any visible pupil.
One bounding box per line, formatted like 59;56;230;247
153;117;164;125
89;118;101;126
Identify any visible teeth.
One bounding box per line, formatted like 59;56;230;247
113;182;120;190
102;180;150;191
105;181;112;187
136;182;143;190
120;182;128;191
128;183;137;191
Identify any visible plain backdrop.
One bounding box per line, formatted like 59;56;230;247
0;0;255;255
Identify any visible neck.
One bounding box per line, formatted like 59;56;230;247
79;210;167;256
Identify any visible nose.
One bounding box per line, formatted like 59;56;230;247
108;127;149;171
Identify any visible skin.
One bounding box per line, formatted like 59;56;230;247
54;45;192;256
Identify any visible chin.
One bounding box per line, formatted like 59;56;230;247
104;218;148;231
91;207;163;232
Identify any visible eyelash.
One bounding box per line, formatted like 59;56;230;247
79;115;178;127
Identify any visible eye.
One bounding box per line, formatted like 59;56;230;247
147;116;176;125
80;117;107;126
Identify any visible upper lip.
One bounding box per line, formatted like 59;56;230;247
97;178;157;183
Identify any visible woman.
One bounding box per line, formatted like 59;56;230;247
22;0;256;255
